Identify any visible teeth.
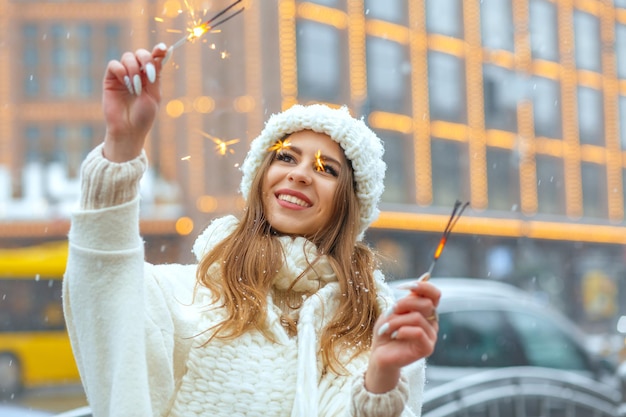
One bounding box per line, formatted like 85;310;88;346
278;194;309;207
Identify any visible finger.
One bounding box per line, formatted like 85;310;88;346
120;51;142;95
151;43;170;70
104;58;134;95
390;293;436;317
380;311;438;341
134;48;155;93
399;281;441;307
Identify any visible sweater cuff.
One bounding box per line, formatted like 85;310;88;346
79;143;148;210
350;372;409;417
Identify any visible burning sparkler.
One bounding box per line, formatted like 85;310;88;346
171;0;245;50
420;200;469;280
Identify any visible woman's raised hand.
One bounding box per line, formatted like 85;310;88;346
102;44;171;162
366;277;441;393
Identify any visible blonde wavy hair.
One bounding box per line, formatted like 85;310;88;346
196;139;381;374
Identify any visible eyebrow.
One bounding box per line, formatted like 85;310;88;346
288;145;343;168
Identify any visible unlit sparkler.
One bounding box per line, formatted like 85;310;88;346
421;200;469;280
171;0;245;50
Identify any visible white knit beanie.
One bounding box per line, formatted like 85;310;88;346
240;104;386;239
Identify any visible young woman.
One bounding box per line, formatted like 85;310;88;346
63;44;441;417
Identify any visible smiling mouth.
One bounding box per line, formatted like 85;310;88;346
277;194;311;208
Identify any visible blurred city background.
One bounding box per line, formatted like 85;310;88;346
3;0;626;413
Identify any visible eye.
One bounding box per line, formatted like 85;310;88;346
275;151;296;164
316;161;339;177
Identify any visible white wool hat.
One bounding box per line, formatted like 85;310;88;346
240;104;386;239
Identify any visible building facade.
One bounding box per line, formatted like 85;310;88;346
2;0;626;331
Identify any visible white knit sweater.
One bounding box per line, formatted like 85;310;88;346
63;144;425;417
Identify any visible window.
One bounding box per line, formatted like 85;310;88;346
574;11;601;72
364;0;407;24
480;0;514;52
532;76;562;139
577;86;604;145
297;20;343;102
428;52;467;123
529;0;559;62
483;65;518;132
431;138;470;206
425;0;464;38
430;310;525;367
617;24;626;79
536;155;566;215
581;162;608;219
508;311;590;371
367;37;410;113
380;132;413;204
487;147;520;212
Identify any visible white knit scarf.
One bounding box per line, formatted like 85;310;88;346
191;215;342;416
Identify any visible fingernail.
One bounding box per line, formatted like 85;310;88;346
397;282;419;291
162;46;173;67
383;305;395;319
145;63;156;83
123;75;134;95
156;42;167;51
133;74;142;96
391;330;398;339
377;322;390;337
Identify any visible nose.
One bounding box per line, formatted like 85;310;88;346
288;163;312;185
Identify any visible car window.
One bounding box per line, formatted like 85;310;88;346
506;310;590;371
429;310;526;367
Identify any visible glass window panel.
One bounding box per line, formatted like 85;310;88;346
480;0;514;52
487;147;520;212
431;138;470;206
536;155;566;215
380;132;413;204
581;162;607;219
483;65;518;132
507;311;591;371
297;21;342;102
25;126;41;163
367;37;410;113
426;0;463;38
364;0;406;24
577;86;604;145
574;11;601;72
531;76;562;139
105;24;121;64
529;0;559;61
428;52;467;123
616;24;626;79
429;310;526;367
22;23;40;97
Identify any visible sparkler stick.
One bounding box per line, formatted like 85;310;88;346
171;0;245;50
420;200;470;281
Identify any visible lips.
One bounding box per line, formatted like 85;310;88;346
276;189;312;208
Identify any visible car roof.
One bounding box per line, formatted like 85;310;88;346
389;277;531;301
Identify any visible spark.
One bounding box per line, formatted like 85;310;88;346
314;150;325;172
267;138;291;154
196;130;239;156
181;155;191;161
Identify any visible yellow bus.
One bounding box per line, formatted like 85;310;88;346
0;241;80;398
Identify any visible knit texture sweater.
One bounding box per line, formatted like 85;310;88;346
63;144;426;417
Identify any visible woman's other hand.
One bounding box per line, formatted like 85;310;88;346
365;278;441;393
102;44;171;162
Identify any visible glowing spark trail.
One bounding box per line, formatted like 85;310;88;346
314;150;325;172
